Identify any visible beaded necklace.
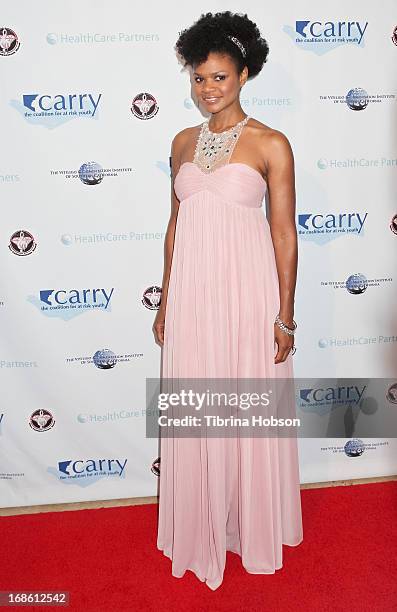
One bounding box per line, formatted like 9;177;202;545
193;115;250;173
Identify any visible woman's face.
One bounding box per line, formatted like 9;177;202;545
191;52;247;113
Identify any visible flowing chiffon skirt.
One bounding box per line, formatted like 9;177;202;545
157;161;303;590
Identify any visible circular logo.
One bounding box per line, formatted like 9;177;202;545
151;457;160;476
61;234;73;246
77;414;88;423
46;33;58;45
93;349;117;369
344;439;365;457
142;286;162;310
9;230;37;256
345;273;368;295
78;162;104;185
386;383;397;404
392;26;397;46
29;409;55;432
131;93;159;120
0;27;20;56
346;88;369;111
390;214;397;235
318;339;328;348
317;158;328;170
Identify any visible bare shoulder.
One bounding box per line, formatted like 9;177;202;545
171;124;202;157
247;117;293;160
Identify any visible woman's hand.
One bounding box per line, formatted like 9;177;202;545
274;322;295;363
153;309;166;346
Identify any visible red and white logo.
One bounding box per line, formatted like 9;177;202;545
0;27;20;56
131;92;159;120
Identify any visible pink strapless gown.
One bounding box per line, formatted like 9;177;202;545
157;161;303;590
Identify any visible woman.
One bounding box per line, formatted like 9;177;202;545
153;11;303;590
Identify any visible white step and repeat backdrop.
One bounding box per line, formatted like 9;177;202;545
1;1;397;507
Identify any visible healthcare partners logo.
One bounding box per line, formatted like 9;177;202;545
283;20;368;55
318;334;397;349
318;333;397;350
320;88;396;109
52;458;128;485
11;92;102;129
298;212;367;244
320;273;392;294
27;287;114;321
184;94;293;114
66;348;144;367
0;27;21;55
50;162;132;184
0;171;19;183
46;31;159;45
317;157;397;170
1;360;37;369
60;231;165;245
77;408;152;424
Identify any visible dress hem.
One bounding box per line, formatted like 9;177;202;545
157;536;304;590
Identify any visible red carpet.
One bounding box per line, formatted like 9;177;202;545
1;481;396;611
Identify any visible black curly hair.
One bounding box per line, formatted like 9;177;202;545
175;11;269;79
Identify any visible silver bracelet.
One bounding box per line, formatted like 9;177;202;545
275;314;297;336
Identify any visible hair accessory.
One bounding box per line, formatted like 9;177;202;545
227;35;247;58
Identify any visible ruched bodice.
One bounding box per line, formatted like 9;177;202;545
174;161;267;208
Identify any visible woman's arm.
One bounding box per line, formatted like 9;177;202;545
153;133;183;346
265;130;297;362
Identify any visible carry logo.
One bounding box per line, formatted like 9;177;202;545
298;384;367;415
51;458;128;485
298;212;368;244
27;287;114;320
283;20;368;55
11;92;102;128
